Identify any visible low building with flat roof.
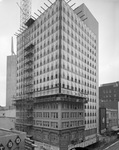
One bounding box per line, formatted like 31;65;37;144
0;108;16;130
0;128;26;150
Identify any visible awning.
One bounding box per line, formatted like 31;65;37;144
111;126;119;131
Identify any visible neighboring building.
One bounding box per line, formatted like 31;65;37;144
99;81;119;102
99;107;118;134
99;101;119;134
15;0;98;149
106;108;118;131
0;128;26;150
6;54;17;108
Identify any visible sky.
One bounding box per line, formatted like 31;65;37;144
0;0;119;106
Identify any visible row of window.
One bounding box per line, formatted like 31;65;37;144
34;120;58;128
62;112;83;119
34;103;58;110
33;75;96;84
62;120;84;128
34;112;58;119
16;103;83;110
17;70;96;87
19;112;84;119
85;104;96;109
16;111;97;119
23;84;96;94
16;119;84;129
85;112;96;117
17;80;96;93
17;85;96;97
85;119;96;124
62;51;96;65
61;103;83;110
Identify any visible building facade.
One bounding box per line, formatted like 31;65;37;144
99;81;119;102
6;55;17;108
15;0;98;149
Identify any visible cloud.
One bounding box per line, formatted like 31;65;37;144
0;0;3;2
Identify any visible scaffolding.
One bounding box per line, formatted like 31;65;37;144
14;17;35;133
15;0;36;134
22;19;35;132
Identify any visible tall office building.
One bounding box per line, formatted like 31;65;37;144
6;38;17;108
15;0;98;149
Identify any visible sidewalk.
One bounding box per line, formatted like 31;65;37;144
34;135;118;150
87;134;118;150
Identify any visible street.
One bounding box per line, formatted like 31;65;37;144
104;140;119;150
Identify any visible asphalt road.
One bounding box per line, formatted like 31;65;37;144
104;140;119;150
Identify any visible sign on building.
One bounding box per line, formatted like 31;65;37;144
99;107;106;134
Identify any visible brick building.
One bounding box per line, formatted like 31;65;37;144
99;81;119;102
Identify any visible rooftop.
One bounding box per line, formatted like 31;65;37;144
100;81;119;87
0;128;25;137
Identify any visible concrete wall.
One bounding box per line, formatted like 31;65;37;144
5;108;16;118
0;117;15;130
0;108;16;117
0;108;16;130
